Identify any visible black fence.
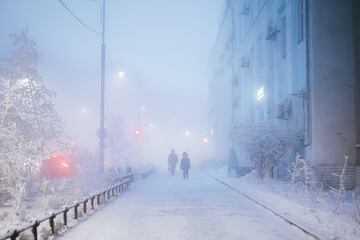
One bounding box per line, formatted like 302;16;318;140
0;174;133;240
136;167;156;179
119;167;156;181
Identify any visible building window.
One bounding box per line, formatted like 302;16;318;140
281;16;286;58
232;76;239;87
256;86;265;100
297;0;304;43
233;98;239;109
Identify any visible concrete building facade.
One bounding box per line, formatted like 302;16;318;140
209;0;360;188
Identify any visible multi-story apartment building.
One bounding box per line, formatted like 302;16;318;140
209;0;360;188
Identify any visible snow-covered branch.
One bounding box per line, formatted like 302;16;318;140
329;155;348;214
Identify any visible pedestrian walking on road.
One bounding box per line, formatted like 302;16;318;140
168;149;179;176
180;152;191;180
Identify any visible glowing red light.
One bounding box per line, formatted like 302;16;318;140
41;155;75;179
135;129;141;135
61;162;69;168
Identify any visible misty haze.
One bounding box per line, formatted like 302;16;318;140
0;0;360;240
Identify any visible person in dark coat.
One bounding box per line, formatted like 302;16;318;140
180;152;191;180
168;149;179;176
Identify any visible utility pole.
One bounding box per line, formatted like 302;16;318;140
137;74;143;165
58;0;107;172
98;0;106;173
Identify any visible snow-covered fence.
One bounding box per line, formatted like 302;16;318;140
0;175;134;240
134;168;156;179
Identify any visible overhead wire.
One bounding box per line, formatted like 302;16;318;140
57;0;101;35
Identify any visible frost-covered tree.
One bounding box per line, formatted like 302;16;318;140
232;121;299;179
0;29;63;212
287;153;313;199
330;155;348;214
107;115;133;170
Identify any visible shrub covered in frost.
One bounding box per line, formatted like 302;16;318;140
232;121;299;179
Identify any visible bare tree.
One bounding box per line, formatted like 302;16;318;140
107;115;133;169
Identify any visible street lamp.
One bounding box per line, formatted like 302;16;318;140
185;130;190;136
117;71;125;79
135;129;141;135
19;78;30;86
203;137;209;143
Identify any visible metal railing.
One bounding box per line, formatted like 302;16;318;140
139;167;156;179
134;167;156;179
114;168;156;182
0;174;133;240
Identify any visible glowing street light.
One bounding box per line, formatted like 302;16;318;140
203;137;209;143
185;130;190;136
19;78;30;86
135;129;141;135
82;108;87;113
256;86;265;100
117;71;125;79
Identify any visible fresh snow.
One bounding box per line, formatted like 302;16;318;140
58;172;312;240
209;167;360;240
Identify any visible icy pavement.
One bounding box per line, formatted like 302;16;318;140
58;172;313;240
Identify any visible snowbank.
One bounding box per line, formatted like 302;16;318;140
209;167;360;240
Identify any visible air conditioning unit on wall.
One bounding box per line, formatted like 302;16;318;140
241;3;249;15
265;25;280;41
240;57;249;68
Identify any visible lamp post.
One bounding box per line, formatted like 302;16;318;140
98;0;106;173
117;71;125;79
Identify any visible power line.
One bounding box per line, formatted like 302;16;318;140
57;0;101;35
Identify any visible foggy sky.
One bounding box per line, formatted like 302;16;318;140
0;0;224;165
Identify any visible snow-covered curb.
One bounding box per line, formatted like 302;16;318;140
208;167;360;240
212;176;322;240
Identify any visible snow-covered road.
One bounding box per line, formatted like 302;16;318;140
59;172;312;240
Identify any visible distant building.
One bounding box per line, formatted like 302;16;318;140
209;0;360;188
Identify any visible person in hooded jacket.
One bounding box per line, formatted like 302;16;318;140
180;152;191;180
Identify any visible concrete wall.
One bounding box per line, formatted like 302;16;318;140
209;4;233;163
309;0;357;188
353;0;360;166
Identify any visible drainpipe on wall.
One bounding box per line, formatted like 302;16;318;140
230;1;235;148
304;0;312;147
